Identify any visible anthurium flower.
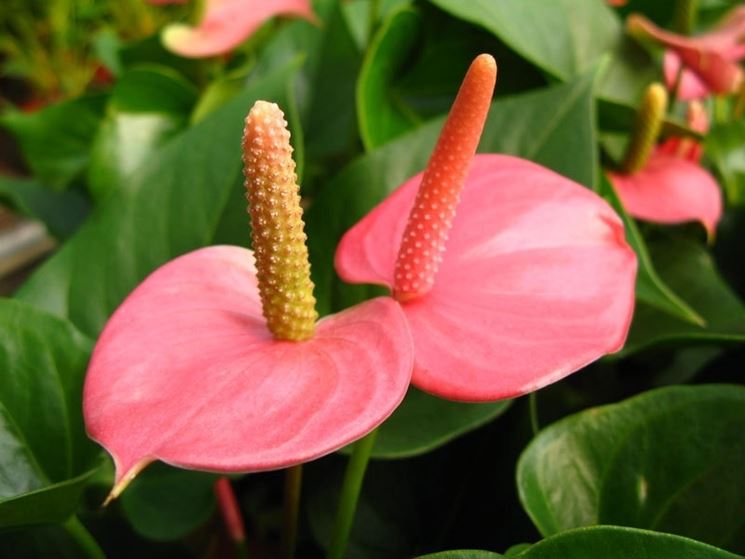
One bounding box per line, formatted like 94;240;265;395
84;101;413;500
162;0;316;58
607;84;722;238
627;7;745;99
335;54;637;402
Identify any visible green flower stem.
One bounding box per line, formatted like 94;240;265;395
282;464;303;559
673;0;698;35
63;516;105;559
327;429;378;559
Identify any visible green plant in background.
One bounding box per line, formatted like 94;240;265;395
0;0;744;557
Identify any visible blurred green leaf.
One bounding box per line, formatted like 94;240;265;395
598;175;705;326
341;388;510;459
308;72;599;315
15;60;302;338
357;6;421;150
706;120;745;206
121;463;216;541
87;66;198;200
623;237;745;354
0;300;98;528
0;175;90;239
517;385;745;552
427;0;621;81
0;94;107;190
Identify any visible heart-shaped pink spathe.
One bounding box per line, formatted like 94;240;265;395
335;154;637;402
84;245;413;493
162;0;317;58
607;150;722;238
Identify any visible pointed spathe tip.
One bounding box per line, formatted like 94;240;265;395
101;458;152;507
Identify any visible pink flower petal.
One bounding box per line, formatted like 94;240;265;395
162;0;316;58
608;150;723;238
663;51;711;101
336;155;637;401
84;246;412;487
628;11;745;95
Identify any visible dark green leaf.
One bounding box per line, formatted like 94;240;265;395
15;60;302;338
0;175;90;239
514;526;742;559
417;551;502;558
706;120;745;206
120;463;216;541
623;237;745;354
427;0;621;81
517;385;745;552
357;6;421;149
0;300;98;528
308;72;599;315
341;387;510;459
0;94;107;190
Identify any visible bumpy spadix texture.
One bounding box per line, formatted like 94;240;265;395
393;54;496;302
163;0;316;57
243;101;317;341
84;101;414;499
608;99;722;237
628;7;745;99
335;54;637;402
622;83;668;174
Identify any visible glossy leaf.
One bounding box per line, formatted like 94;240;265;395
0;94;107;190
0;175;90;239
357;6;421;149
0;300;98;528
425;527;744;559
623;237;745;354
120;463;216;541
87;66;198;201
512;527;743;559
341;387;511;459
517;385;745;552
427;0;621;81
418;552;502;558
308;72;600;316
15;60;301;338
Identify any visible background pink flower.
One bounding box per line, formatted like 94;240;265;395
162;0;317;57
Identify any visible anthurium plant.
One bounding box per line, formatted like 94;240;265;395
0;1;744;558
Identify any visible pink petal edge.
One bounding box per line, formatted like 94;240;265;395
607;150;723;238
84;246;413;486
336;154;637;402
162;0;317;57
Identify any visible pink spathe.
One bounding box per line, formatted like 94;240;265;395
608;102;722;238
608;152;722;237
336;155;637;402
628;7;745;99
84;246;412;489
163;0;316;57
